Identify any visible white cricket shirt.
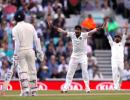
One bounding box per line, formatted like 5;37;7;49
12;21;38;54
108;34;127;61
67;32;88;58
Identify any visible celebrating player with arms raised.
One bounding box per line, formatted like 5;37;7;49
48;19;105;94
105;21;128;90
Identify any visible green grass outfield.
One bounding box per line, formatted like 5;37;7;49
0;90;130;100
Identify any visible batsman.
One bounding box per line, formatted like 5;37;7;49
9;10;43;96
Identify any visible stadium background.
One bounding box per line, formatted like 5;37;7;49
0;0;130;91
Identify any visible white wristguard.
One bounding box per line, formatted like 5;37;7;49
12;54;19;66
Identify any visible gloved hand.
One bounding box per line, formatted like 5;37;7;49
12;54;19;67
36;51;44;61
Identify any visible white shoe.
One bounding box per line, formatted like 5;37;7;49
20;91;29;96
61;85;68;93
31;91;37;96
114;85;121;91
61;90;68;93
86;87;90;93
114;87;120;91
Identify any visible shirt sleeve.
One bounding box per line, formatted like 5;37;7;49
33;27;38;43
12;28;20;55
67;32;73;37
121;34;127;45
33;27;42;52
107;34;113;46
12;28;17;40
82;32;88;39
87;28;97;36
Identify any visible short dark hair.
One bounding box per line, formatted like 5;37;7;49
88;14;92;18
75;25;81;30
14;11;25;22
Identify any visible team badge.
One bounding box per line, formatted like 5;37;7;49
79;37;82;40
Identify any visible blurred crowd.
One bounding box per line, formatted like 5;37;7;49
0;0;130;81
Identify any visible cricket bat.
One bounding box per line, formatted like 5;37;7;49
0;60;17;95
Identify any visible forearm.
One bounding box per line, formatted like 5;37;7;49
33;30;42;52
87;28;97;36
124;21;128;35
125;28;128;35
57;28;67;35
122;34;127;43
34;38;44;61
105;32;109;36
35;38;41;51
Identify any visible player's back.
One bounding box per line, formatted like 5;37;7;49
13;21;35;50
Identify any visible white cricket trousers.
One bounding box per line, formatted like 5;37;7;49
18;49;37;93
63;55;90;91
111;59;124;90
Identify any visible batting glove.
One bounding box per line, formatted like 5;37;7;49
36;51;44;61
12;54;19;66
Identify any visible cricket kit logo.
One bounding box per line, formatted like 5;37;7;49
0;82;12;90
96;82;114;90
37;82;48;90
61;82;83;90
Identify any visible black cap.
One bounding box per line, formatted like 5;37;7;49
14;10;25;22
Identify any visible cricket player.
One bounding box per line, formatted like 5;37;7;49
48;20;104;93
105;22;128;90
12;11;44;96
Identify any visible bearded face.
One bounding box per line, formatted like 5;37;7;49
114;35;121;43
